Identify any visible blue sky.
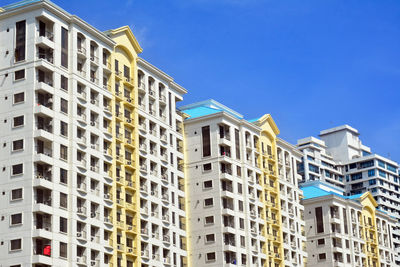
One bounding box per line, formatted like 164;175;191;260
6;0;400;162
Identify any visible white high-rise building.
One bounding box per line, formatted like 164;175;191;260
0;0;116;266
136;58;188;267
302;182;397;267
181;100;267;267
297;125;400;264
180;100;308;267
276;138;307;266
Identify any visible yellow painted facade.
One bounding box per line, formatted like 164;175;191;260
254;115;284;267
106;26;142;267
358;192;381;267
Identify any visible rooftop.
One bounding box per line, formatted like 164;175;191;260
180;99;243;120
319;124;360;137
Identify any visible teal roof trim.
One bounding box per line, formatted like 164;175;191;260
180;99;243;120
248;117;261;123
2;0;41;10
302;185;363;201
182;106;222;119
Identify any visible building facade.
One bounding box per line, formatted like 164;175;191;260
0;1;188;267
302;183;396;267
181;100;307;267
297;125;400;264
276;138;307;267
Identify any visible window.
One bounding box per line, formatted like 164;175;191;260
203;163;212;171
13;115;24;127
14;69;25;80
12;139;23;151
203;180;213;189
239;218;244;229
15;20;26;62
115;59;119;73
204;216;214;225
60;168;67;184
317;238;325;245
205;234;215;243
238;183;242;194
10;213;22;225
240;236;245;247
59;217;67;233
202;126;211;157
59;242;67;258
61;27;68;67
204;198;213;207
10;238;22;251
205;252;216;262
60;98;68;114
60;145;67;160
11;188;23;200
238;200;243;211
60;193;67;209
61;75;68;91
60;121;68;137
235;129;240;160
12;164;23;175
13;92;24;104
318;253;326;261
315;207;324;233
124;65;130;80
368;169;375;177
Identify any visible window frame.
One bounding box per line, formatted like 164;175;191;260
12;115;24;128
13;92;25;104
11;163;23;176
9;238;22;251
204;198;214;207
11;188;23;201
10;213;22;226
12;139;24;152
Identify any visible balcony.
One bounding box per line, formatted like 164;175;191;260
77;206;87;217
37;50;54;65
36;30;54;48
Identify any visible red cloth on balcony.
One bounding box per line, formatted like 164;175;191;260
43;245;51;256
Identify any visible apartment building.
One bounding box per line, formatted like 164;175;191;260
103;26;142;267
302;182;396;267
276;138;307;267
136;58;188;267
181;100;307;267
297;136;345;189
0;1;189;267
0;0;116;266
297;125;400;264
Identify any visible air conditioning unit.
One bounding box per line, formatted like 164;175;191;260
91;144;96;149
127;98;132;103
91;212;96;218
90;99;96;104
77;232;82;237
126;161;132;165
126;118;131;123
90;121;95;126
91;260;96;266
128;248;133;253
104;193;110;199
90;166;96;171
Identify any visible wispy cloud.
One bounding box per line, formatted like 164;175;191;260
131;25;152;49
125;0;133;7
